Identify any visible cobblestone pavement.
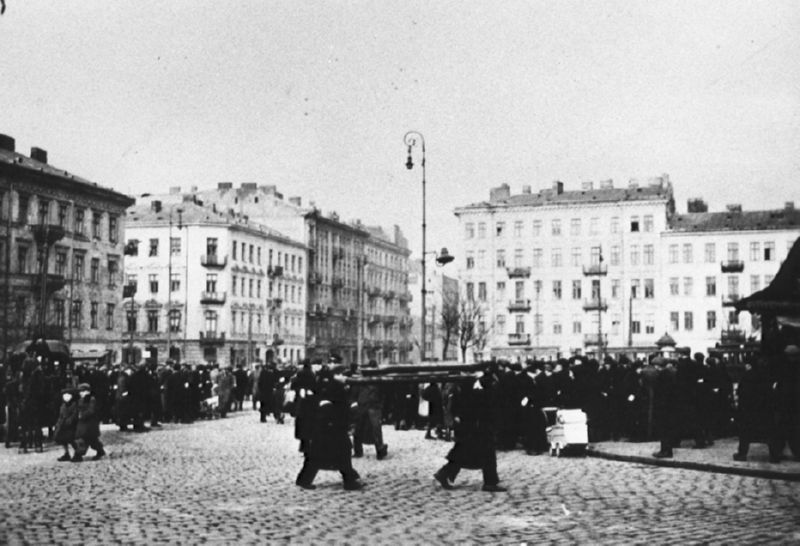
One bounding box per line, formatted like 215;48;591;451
2;412;799;545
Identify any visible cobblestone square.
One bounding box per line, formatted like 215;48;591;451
2;412;799;544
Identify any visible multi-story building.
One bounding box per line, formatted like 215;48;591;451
124;197;306;367
0;133;134;362
142;183;413;366
408;259;459;362
454;177;800;360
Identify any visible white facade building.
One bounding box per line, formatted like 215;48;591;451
124;198;306;367
408;259;459;362
454;177;800;360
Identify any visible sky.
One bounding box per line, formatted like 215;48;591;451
2;1;799;259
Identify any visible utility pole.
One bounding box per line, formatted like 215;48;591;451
3;184;12;361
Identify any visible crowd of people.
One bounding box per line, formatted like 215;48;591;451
2;343;798;472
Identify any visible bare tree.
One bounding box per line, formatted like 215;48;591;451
438;291;459;361
457;299;485;363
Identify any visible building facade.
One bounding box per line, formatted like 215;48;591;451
0;133;134;362
454;177;800;360
408;259;459;362
124;198;306;367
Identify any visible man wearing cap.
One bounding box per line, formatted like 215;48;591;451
73;383;105;462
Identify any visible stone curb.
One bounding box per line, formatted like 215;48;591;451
586;446;800;483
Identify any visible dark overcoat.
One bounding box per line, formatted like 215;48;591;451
307;379;353;470
447;380;496;469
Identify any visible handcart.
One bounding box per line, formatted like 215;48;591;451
542;407;588;457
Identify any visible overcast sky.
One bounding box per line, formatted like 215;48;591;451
2;1;799;257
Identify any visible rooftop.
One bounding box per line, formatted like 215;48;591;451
669;208;800;232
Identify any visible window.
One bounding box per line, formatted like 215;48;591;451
496;314;506;332
74;208;85;235
54;299;65;327
532;220;541;237
259;248;263;266
704;243;716;263
466;252;475;269
644;279;654;299
106;303;115;330
73;253;84;281
573;320;582;334
512;315;523;335
15;245;27;274
90;258;100;283
643;245;654;265
683;277;693;297
478;282;487;302
170;237;181;255
533;280;542;297
765;274;774;285
169;309;181;333
684;312;693;331
249;279;254;297
645;315;655;334
232;241;237;260
551;248;562;267
630;279;640;299
630;216;639;232
670;311;679;331
534;314;543;335
231;311;237;334
170;273;180;292
477;223;486;238
610;245;620;266
706;276;717;296
571;247;581;267
149;238;159;257
496;221;505;236
55;251;67;275
126;308;137;333
514;221;523;237
749;242;760;261
630;245;640;266
611;279;621;299
551;219;561;236
643;215;653;232
514;280;524;299
729;310;739;326
764;241;775;261
249;244;254;263
207;238;218;258
149;273;159;293
92;211;102;240
572;280;582;300
570;218;581;236
727;242;739;261
496;281;506;296
107;258;119;286
109;215;118;243
17;193;29;224
750;275;760;294
682;244;693;264
465;223;475;238
71;300;82;329
147;310;159;333
589;217;598;235
553;321;562;335
477;250;485;268
466;282;474;301
38;199;50;224
727;275;739;297
496;250;505;268
58;203;69;228
668;244;678;264
126;274;137;292
532;248;543;268
707;311;716;330
552;280;562;300
257;280;262;299
631;320;641;334
514;248;523;267
231;275;237;295
610;217;619;234
90;302;99;329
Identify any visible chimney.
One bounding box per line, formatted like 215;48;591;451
581;181;593;191
521;185;531;194
289;196;302;206
687;198;708;213
151;200;162;213
0;134;15;152
241;182;257;190
169;186;181;194
30;147;47;163
552;180;564;195
785;201;795;211
726;204;742;213
489;184;511;202
599;179;614;189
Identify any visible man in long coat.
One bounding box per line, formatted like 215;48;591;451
73;383;105;462
352;360;388;459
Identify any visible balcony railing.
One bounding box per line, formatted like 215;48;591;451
721;260;744;273
200;291;226;304
582;263;608;276
30;273;67;293
269;297;283;308
506;266;531;278
508;333;531;345
583;333;608;346
722;294;742;307
30;224;66;246
720;328;746;343
199;331;226;345
507;299;531;312
201;254;228;268
582;298;608;311
268;265;284;278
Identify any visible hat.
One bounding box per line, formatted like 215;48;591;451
77;383;91;391
785;345;800;355
61;387;78;395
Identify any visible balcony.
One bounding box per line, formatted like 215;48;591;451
508;333;531;345
31;273;67;293
383;340;396;351
199;331;226;345
507;299;531;312
721;260;744;273
506;266;531;278
583;333;608;346
582;263;608;276
309;272;322;285
331;277;344;289
383;290;396;300
200;291;226;305
268;265;284;278
30;224;66;246
722;294;742;307
269;297;283;308
720;328;746;344
582;298;608;312
383;314;397;325
201;254;227;268
367;287;382;298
